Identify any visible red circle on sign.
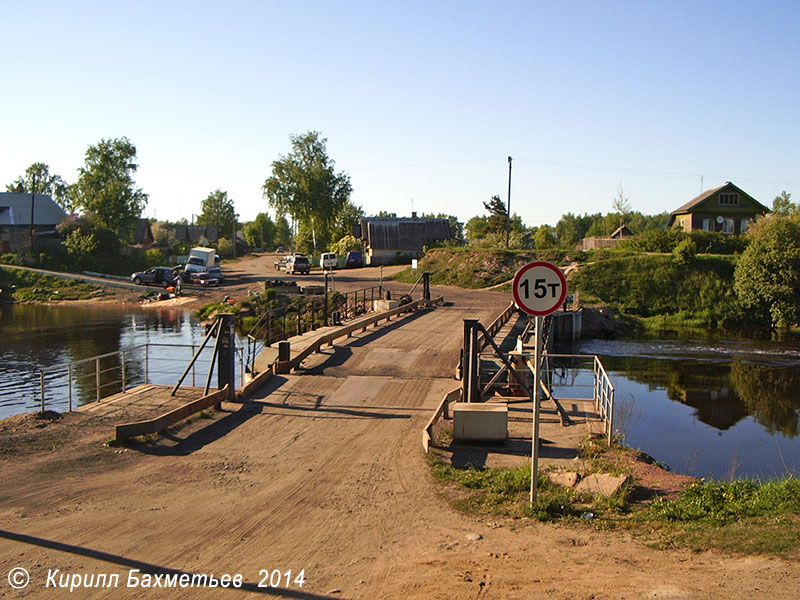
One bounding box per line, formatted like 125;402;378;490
512;261;568;316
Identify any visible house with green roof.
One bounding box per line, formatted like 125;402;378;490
668;182;769;235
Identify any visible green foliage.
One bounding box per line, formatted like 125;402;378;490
74;137;148;236
772;190;798;217
734;215;800;329
619;228;687;252
0;267;103;302
6;162;74;213
483;195;508;234
58;213;121;267
534;225;558;249
331;201;365;242
573;254;744;325
263;131;351;253
330;234;363;256
197;189;237;236
143;248;164;266
672;237;697;265
648;477;800;523
242;212;275;249
216;237;233;259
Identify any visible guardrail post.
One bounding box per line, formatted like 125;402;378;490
463;319;479;403
145;344;150;384
96;357;101;402
121;351;126;393
423;272;431;301
68;364;73;411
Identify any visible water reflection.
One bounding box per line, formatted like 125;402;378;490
567;338;800;479
0;304;217;419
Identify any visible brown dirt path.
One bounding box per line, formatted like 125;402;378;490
1;264;799;598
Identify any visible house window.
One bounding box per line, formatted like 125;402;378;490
722;218;734;235
703;218;714;232
719;193;739;205
740;219;750;234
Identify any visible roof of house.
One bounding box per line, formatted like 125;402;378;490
356;217;451;250
0;193;67;227
670;182;770;215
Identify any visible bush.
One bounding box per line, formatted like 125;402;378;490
672;238;697;266
144;248;164;266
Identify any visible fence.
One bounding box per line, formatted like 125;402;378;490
35;343;244;414
244;285;387;375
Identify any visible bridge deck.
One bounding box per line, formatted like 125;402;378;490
73;384;209;425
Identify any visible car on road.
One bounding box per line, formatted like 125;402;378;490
205;266;225;283
188;271;220;287
345;251;363;268
286;254;310;275
131;266;177;288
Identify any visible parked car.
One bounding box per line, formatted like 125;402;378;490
345;251;363;268
188;271;220;287
286;254;310;275
131;266;177;288
320;252;337;270
206;266;225;283
274;256;289;270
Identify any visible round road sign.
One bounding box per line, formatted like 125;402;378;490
512;261;567;316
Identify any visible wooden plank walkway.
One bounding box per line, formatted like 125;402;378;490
73;384;210;425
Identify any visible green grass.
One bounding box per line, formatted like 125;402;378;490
0;268;103;302
429;438;800;557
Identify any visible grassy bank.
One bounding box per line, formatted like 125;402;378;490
430;436;800;558
392;247;584;288
0;266;104;302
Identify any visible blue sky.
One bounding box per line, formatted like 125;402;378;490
2;1;799;229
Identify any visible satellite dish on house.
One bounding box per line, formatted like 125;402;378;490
716;216;724;224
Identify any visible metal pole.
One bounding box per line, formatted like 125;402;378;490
68;364;73;411
145;344;150;384
506;156;512;248
96;358;101;402
30;175;36;251
40;372;45;413
323;272;329;326
530;315;543;504
121;351;126;392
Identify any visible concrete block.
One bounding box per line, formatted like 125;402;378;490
374;299;400;312
545;470;580;488
453;403;508;442
574;473;631;497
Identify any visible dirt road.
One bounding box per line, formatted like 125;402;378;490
1;259;799;598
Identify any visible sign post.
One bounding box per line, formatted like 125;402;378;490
512;262;567;504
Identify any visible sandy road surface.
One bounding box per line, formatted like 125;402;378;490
1;262;799;598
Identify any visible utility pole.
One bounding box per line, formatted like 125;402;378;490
506;156;512;248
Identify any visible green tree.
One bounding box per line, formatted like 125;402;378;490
74;137;148;236
331;234;363;256
273;215;293;249
734;215;800;329
483;195;508;234
331;201;365;242
534;225;558;249
7;162;74;212
198;189;237;239
612;181;632;226
772;190;797;217
465;215;490;241
263;131;352;253
242;212;275;250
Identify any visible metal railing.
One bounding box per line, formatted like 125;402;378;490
244;285;387;375
35;343;245;414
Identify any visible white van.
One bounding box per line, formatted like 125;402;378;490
320;252;337;270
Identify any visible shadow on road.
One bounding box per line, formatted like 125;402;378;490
0;529;348;599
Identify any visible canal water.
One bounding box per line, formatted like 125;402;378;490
0;303;235;420
557;336;800;481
